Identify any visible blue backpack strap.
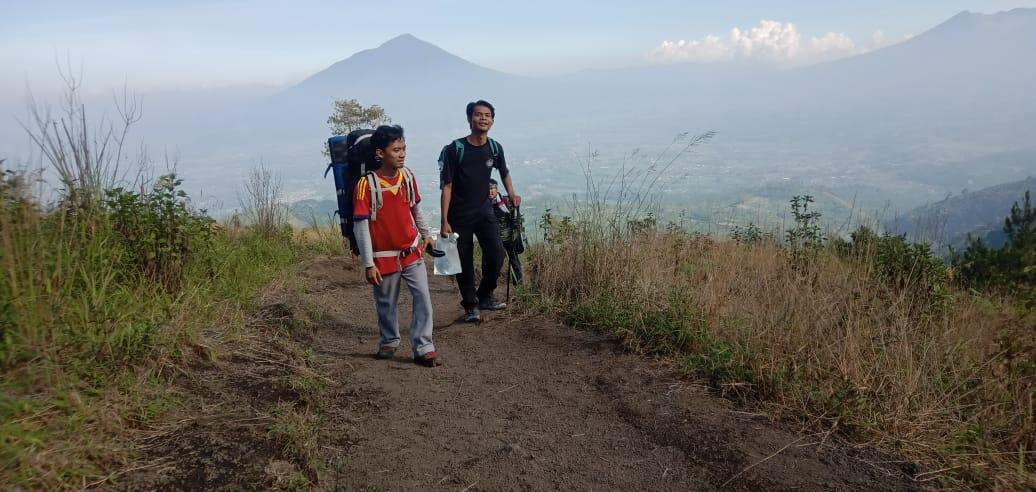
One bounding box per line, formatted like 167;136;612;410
488;138;499;157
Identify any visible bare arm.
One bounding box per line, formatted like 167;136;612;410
440;182;453;236
502;174;521;207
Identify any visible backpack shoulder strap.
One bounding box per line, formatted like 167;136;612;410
402;167;417;205
453;138;466;164
364;171;382;221
488;138;499;157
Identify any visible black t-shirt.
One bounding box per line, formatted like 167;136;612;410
439;137;509;227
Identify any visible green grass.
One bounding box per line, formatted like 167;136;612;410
0;184;327;489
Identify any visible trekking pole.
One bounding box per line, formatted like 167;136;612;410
505;254;512;304
505;203;522;304
504;204;520;304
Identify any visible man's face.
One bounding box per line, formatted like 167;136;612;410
376;138;406;169
489;186;498;199
468;105;494;133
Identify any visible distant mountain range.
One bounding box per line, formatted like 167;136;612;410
269;8;1036;134
15;8;1030;218
886;176;1035;248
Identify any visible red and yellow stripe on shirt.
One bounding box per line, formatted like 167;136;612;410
353;171;423;274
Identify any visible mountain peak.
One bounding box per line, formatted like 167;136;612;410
378;33;429;49
942;7;1036;26
361;33;460;61
285;33;513;98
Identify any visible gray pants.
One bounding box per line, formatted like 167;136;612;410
373;260;435;356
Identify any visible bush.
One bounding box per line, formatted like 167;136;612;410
731;222;775;246
104;173;215;290
839;226;950;304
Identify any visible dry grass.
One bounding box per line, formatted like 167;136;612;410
529;229;1035;489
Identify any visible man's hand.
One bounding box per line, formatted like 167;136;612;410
424;236;436;250
441;222;453;237
365;266;383;286
507;194;522;208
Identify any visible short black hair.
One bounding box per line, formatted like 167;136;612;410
489;178;498;187
371;124;404;150
466;100;495;120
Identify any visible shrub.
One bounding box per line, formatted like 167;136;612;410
731;222;775;246
839;226;950;305
785;195;825;264
104;173;215;290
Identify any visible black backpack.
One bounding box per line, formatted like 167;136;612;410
325;129;381;254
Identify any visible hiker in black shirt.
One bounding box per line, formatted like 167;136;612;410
439;100;521;322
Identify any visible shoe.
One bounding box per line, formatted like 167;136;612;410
462;307;481;323
375;345;397;359
478;297;507;310
414;351;442;367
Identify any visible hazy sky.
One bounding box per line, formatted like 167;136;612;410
4;0;1036;96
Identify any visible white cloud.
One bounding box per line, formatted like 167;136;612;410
808;31;856;60
731;20;802;60
650;20;893;66
871;30;887;48
652;35;730;63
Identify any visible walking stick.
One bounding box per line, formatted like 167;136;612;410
504;204;519;304
505;252;512;304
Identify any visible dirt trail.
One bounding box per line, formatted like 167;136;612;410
117;256;921;491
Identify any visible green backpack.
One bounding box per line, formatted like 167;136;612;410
439;138;501;188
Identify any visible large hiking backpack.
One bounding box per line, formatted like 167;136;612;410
325;129;379;254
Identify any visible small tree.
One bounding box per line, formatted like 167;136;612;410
952;190;1036;301
785;195;825;263
327;98;391;135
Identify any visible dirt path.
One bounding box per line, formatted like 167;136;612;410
117;257;921;491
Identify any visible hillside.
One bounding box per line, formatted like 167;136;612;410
885;176;1036;246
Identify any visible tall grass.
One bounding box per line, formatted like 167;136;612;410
527;136;1035;489
0;76;332;488
0;168;318;488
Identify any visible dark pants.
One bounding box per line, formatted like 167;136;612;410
501;240;523;284
454;213;505;309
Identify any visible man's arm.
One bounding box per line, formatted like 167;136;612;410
438;144;456;237
353;220;375;268
440;183;453;236
411;204;435;249
352;179;381;285
496;143;521;207
352;219;382;285
502;174;521;208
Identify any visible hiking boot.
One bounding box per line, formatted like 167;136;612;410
461;307;481;323
478;297;507;310
414;351;442;367
375;345;397;359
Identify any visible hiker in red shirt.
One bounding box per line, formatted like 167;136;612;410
353;125;440;367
